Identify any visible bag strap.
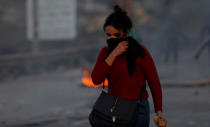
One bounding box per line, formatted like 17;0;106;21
140;84;146;101
102;81;105;89
102;80;107;92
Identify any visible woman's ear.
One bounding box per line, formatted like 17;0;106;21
125;29;131;37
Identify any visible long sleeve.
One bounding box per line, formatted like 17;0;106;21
91;47;111;85
140;46;162;113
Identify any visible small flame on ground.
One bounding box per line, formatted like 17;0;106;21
82;69;108;87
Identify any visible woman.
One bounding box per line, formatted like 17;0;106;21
91;5;166;127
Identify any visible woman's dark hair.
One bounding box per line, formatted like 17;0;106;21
103;5;132;34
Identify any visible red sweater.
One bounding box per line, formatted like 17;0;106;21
91;46;162;112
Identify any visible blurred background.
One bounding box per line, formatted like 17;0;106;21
0;0;210;127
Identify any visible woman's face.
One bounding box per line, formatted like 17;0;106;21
105;25;127;39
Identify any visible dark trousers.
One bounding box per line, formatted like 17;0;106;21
135;99;150;127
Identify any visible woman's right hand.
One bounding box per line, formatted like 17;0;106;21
112;41;128;57
105;41;128;66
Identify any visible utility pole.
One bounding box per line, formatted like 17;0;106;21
32;0;39;54
26;0;39;54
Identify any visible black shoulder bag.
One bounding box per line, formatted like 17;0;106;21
89;83;146;127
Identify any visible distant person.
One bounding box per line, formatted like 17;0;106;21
163;0;182;64
164;20;179;64
91;5;167;127
194;20;210;63
154;0;180;64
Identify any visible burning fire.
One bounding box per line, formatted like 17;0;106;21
82;69;108;87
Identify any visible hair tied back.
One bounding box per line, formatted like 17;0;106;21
114;5;122;13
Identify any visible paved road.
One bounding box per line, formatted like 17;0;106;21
0;68;209;127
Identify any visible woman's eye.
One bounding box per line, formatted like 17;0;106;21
114;33;120;37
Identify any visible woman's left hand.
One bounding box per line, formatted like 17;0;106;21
154;111;167;127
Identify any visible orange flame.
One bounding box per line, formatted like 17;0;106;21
82;69;108;87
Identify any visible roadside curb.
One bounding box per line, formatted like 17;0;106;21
161;78;210;87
